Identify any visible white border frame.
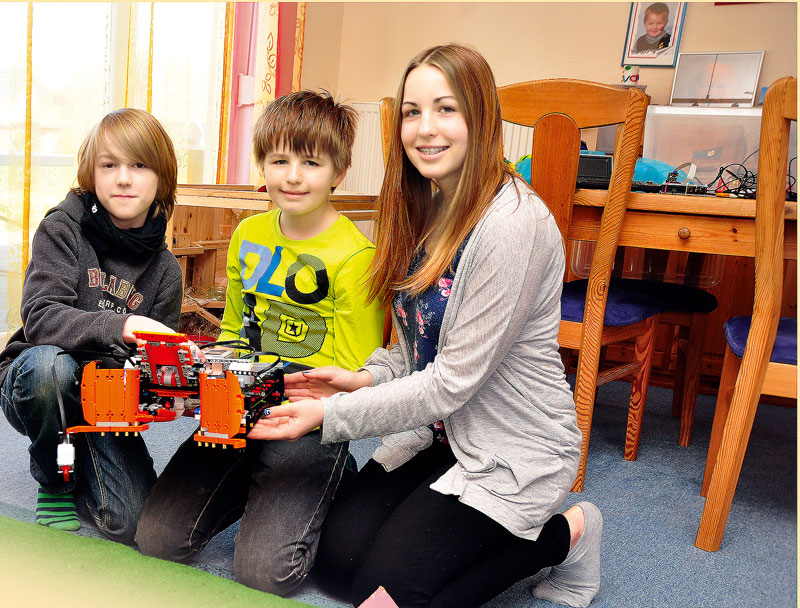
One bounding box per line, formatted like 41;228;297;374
669;51;765;107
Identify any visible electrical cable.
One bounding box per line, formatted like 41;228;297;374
740;148;759;167
706;163;757;197
199;339;253;351
51;358;70;438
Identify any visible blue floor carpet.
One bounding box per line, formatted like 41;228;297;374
0;381;795;607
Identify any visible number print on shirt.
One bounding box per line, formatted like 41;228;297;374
285;254;329;305
238;240;331;358
239;241;284;296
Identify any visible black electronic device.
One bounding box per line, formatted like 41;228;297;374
574;156;687;195
664;183;708;195
631;181;663;193
575;154;612;189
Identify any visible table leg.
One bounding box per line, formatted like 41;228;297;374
678;313;707;446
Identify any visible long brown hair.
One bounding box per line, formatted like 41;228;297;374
368;44;515;303
73;108;178;220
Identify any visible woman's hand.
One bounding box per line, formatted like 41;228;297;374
248;400;324;441
284;366;372;401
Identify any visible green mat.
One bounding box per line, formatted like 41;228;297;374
0;515;307;608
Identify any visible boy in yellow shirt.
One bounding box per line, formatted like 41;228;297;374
136;91;384;596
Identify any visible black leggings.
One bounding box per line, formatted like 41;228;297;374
313;442;570;607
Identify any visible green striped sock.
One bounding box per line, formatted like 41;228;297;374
35;488;80;531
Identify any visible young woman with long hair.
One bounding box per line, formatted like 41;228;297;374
250;44;603;608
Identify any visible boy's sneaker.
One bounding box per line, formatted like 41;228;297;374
35;488;80;531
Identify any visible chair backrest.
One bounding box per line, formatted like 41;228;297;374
742;76;797;384
530;113;582;239
379;96;394;168
378;96;397;346
497;79;649;339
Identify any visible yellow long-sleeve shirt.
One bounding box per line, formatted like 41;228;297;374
219;210;383;370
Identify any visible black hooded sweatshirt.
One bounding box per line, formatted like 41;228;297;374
0;191;182;377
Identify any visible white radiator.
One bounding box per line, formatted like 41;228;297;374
339;102;385;195
502;121;534;165
340;102;534;195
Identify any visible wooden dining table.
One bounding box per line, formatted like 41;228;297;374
569;190;796;553
174;185;797;258
175;184;797;552
571;189;797;259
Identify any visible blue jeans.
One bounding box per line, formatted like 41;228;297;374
135;431;349;596
0;345;157;544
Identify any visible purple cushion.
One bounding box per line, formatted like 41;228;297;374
724;316;797;365
609;278;718;314
562;279;667;327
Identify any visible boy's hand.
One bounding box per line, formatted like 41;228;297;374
248;400;324;441
184;341;206;363
123;316;205;362
122;315;176;344
283;367;372;401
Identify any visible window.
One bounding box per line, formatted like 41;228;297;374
0;2;227;343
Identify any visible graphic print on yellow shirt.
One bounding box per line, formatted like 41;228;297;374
218;210;384;371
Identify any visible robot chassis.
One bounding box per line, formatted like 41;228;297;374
56;331;285;481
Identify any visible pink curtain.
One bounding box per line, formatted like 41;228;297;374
225;2;304;184
275;2;297;98
226;3;259;185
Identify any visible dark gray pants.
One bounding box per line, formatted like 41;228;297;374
135;430;348;596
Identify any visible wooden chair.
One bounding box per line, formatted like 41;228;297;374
571;246;718;448
379;96;397;348
379;96;394;167
695;76;797;551
606;251;718;448
497;79;660;492
572;247;717;446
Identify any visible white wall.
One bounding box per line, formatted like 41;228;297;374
302;2;797;106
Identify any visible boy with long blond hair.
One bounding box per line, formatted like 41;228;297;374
0;108;182;542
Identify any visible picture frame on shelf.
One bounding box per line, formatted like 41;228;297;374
669;51;765;107
622;2;686;67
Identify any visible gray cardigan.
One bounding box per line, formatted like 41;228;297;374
321;179;581;540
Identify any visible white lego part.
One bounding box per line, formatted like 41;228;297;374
202;432;230;439
673;161;699;185
204;349;237;359
172;396;186;417
229;361;257;374
57;442;75;468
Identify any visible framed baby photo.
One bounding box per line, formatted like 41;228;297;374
622;2;686;67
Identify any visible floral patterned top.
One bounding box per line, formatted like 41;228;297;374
393;235;471;443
